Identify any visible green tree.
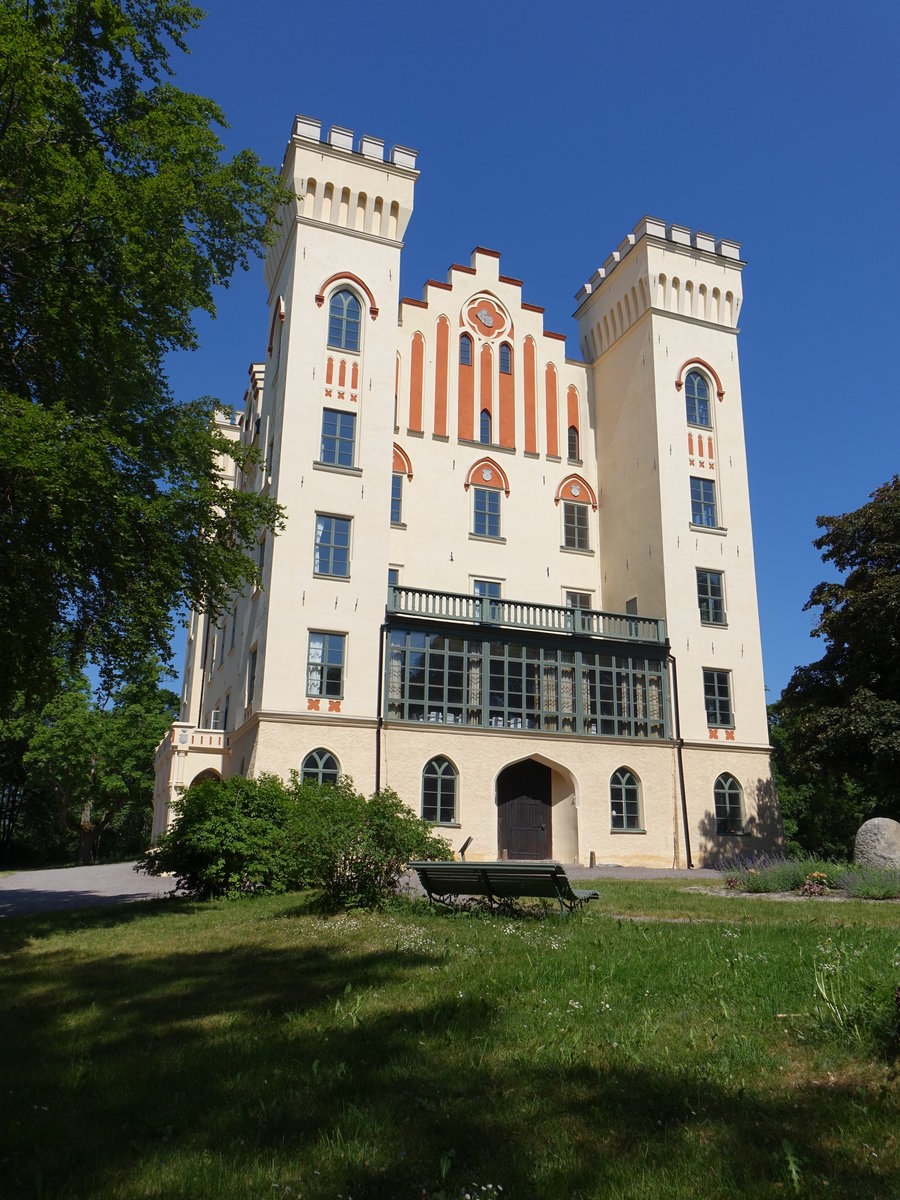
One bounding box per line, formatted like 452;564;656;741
776;476;900;855
0;1;289;715
22;663;178;864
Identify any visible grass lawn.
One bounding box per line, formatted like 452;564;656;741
0;883;897;1200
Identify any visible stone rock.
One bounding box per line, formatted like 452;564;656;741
853;817;900;869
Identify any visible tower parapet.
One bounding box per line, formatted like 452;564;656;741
265;115;418;294
574;216;744;362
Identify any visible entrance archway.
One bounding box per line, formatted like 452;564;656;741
497;759;552;860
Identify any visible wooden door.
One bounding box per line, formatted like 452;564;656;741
497;760;552;860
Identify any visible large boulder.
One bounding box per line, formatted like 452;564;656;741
854;817;900;869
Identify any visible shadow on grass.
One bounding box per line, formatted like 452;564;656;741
0;907;896;1200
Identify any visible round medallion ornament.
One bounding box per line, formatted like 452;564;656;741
482;468;493;481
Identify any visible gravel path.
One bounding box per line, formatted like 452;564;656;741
0;861;176;918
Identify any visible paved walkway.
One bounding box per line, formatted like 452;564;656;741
0;861;176;918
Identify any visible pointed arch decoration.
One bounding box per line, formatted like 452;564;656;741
554;474;598;511
314;271;379;318
267;295;285;355
392;443;413;481
674;357;725;401
463;457;510;497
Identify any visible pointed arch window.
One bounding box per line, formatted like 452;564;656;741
328;289;361;352
610;768;643;831
479;408;492;445
714;774;744;834
567;425;579;461
499;342;512;374
301;748;340;785
685;371;710;427
422;756;458;825
459;334;473;366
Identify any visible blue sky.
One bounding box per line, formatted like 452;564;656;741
165;0;900;700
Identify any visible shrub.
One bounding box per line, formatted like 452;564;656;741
286;776;452;908
723;855;840;894
141;774;299;898
836;866;900;900
141;773;452;906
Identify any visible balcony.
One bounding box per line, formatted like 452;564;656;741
386;586;666;646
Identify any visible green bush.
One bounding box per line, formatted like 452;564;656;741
287;775;452;908
836;866;900;900
724;856;839;894
141;773;452;905
142;774;299;898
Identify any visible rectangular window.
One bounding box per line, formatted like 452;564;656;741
563;502;590;550
391;473;403;524
565;591;592;609
697;569;726;624
690;477;718;528
388;567;399;588
320;409;356;467
257;536;266;573
473;579;501;600
473;488;500;538
230;602;238;650
314;514;351;577
247;647;258;706
222;692;230;732
703;669;733;727
307;632;345;698
217;620;226;666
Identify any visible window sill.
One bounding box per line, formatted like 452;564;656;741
427;821;461;829
560;545;594;556
717;829;748;837
610;828;646;835
707;724;735;732
326;344;360;357
469;533;506;545
687;420;713;430
700;621;728;629
313;461;362;477
406;428;425;438
568;457;583;467
690;523;728;536
313;572;351;582
524;450;540;459
391;521;407;530
546;454;562;463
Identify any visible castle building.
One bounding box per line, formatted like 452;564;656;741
152;115;780;867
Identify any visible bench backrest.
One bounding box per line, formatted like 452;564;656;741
409;861;578;903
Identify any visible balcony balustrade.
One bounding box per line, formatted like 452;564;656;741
387;586;666;645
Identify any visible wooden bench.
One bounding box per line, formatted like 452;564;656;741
407;860;599;915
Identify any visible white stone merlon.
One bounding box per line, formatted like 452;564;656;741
360;135;385;161
633;215;667;240
575;283;591;303
617;234;636;258
602;251;619;273
667;223;691;246
692;231;716;253
589;267;606;288
391;144;419;169
294;114;322;142
716;237;742;260
328;125;354;152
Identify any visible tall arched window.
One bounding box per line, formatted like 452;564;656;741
714;774;743;835
301;748;340;785
499;342;512;374
422;756;458;824
479;408;492;445
567;425;579;460
610;768;642;831
685;371;710;426
459;334;473;366
328;289;361;352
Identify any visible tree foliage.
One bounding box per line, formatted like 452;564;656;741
1;661;178;864
0;1;289;714
776;477;900;856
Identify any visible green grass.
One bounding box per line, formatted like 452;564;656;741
0;884;898;1200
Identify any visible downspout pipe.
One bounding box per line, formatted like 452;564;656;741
668;651;693;869
375;622;386;793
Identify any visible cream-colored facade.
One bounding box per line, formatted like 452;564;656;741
152;115;781;867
